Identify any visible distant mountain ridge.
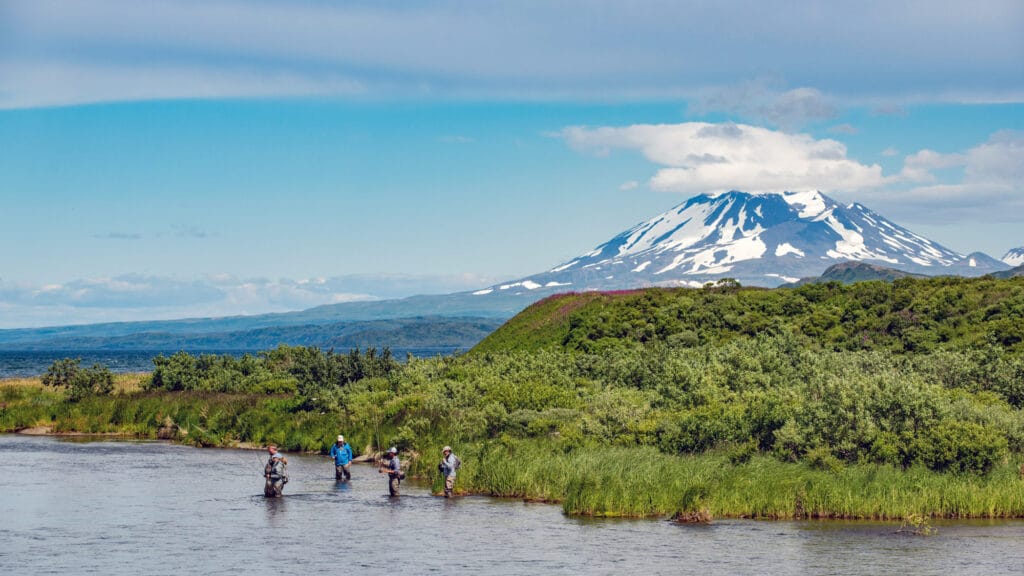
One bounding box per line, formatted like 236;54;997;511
0;292;533;350
782;262;930;287
0;316;504;353
991;264;1024;279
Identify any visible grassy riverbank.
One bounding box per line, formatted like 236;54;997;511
448;441;1024;519
4;373;1023;520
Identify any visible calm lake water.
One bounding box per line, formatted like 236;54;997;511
2;435;1023;575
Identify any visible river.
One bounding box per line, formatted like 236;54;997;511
2;435;1022;575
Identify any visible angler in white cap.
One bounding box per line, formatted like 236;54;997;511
438;445;461;498
328;434;353;481
378;447;403;497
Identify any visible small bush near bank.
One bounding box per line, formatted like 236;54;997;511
41;358;114;402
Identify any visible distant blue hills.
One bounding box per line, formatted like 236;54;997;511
0;292;534;352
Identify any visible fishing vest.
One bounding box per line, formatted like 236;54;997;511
267;457;287;481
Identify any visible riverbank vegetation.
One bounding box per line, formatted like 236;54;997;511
2;276;1023;519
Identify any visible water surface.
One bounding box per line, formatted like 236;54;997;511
2;435;1021;575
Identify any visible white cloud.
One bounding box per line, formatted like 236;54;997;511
562;122;889;194
855;131;1024;224
619;180;640;191
900;149;968;182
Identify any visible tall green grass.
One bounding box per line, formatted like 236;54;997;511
454;441;1024;519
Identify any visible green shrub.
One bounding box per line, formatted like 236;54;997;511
914;420;1008;474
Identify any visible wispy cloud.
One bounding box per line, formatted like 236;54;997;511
93;232;142;240
829;124;859;135
0;272;504;328
692;81;838;128
3;0;1021;108
872;104;908;117
438;135;475;144
0;59;364;109
170;224;217;239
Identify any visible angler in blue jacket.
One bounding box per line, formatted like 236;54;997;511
329;435;354;481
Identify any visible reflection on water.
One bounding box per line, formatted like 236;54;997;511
1;435;1022;575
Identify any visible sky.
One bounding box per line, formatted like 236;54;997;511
1;0;1022;328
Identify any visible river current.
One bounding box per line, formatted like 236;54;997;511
2;435;1022;575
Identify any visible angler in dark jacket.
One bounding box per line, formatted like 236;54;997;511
264;445;288;498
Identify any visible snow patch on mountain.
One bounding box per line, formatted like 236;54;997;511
775;243;804;257
783;190;827;218
1003;247;1024;267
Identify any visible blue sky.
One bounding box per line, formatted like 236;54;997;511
1;0;1022;327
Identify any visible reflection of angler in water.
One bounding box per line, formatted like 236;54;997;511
263;445;289;498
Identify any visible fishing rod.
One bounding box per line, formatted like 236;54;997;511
253;450;268;475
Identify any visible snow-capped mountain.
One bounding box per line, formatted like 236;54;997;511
475;191;1008;295
1003;247;1024;267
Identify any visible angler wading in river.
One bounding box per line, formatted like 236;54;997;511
328;434;353;481
264;445;288;498
379;447;403;497
438;445;460;498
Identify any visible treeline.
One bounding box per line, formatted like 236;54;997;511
473;276;1024;355
378;335;1022;475
146;346;399;411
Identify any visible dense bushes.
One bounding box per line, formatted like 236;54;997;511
145;345;399;407
320;334;1021;475
41;358;114;402
474;277;1024;355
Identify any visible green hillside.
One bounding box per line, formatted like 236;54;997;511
473;276;1024;356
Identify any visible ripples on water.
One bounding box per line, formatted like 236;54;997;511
1;435;1022;575
0;350;204;378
